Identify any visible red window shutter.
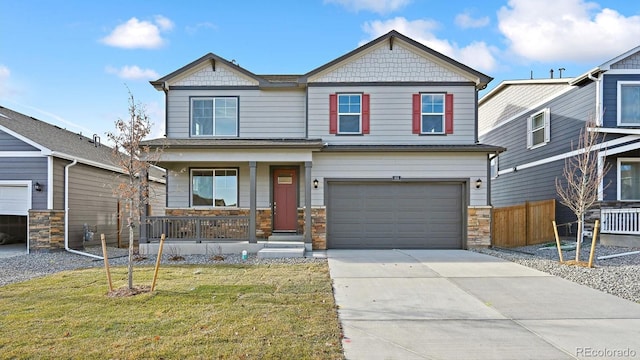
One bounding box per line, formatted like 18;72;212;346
362;94;370;134
445;93;454;134
329;94;337;134
412;93;421;134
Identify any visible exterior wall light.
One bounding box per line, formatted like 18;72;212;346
34;182;43;192
313;179;319;189
475;179;482;189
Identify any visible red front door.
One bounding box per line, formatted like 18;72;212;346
273;168;298;231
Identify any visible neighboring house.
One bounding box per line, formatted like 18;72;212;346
142;30;504;252
479;45;640;245
0;106;166;255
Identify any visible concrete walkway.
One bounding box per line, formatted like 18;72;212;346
327;249;640;360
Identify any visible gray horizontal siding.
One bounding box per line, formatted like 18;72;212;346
67;163;121;248
481;82;595;170
602;74;640;128
308;85;477;145
491;160;574;234
0;157;48;210
0;130;39;151
166;89;306;138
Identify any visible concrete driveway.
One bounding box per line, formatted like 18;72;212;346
327;249;640;360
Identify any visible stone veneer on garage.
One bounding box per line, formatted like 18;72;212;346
467;206;492;247
28;210;65;250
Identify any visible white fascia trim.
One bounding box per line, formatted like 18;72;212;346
47;156;54;209
0;124;52;154
603;69;640;75
478;86;575;138
51;151;124;174
0;151;46;157
497;135;640;176
590;127;640;135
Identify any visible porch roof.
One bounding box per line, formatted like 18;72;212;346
141;138;325;150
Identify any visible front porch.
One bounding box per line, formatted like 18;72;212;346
598;207;640;247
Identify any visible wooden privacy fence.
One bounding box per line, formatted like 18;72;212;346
492;199;555;248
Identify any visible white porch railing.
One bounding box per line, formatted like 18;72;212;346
600;208;640;235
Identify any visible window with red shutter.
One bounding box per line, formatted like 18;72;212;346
329;94;337;134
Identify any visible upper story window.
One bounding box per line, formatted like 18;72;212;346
191;168;238;207
329;93;370;135
618;82;640;126
412;93;453;135
527;108;550;149
619;158;640;201
191;97;238;137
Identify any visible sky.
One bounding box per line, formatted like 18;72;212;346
1;0;640;141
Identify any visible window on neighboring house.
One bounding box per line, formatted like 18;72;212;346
619;159;640;201
412;93;453;134
329;93;370;134
527;108;550;149
618;82;640;125
490;156;499;178
191;97;238;136
191;169;238;207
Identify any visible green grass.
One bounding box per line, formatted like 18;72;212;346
0;262;344;359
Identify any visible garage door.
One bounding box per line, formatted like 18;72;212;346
0;184;29;216
327;182;463;249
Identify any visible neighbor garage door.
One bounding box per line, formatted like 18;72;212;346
327;182;464;249
0;184;29;216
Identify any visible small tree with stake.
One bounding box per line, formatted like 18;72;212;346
555;120;610;264
107;91;160;290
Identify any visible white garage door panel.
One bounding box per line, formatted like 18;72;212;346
0;185;29;215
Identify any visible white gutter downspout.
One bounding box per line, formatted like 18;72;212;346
587;72;601;125
64;159;103;259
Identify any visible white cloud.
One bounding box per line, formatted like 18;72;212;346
324;0;411;14
186;22;217;35
106;65;159;80
361;17;498;72
498;0;640;63
101;16;174;49
0;65;11;97
455;12;490;29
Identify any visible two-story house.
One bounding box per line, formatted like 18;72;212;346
141;30;504;254
479;45;640;247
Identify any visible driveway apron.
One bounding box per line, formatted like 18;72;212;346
327;249;640;360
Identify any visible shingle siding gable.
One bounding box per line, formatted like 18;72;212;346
171;63;259;87
610;52;640;70
309;43;469;83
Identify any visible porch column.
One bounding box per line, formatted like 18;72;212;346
249;161;257;243
304;161;312;245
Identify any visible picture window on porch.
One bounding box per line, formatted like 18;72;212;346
619;159;640;201
191;97;238;136
618;81;640;125
191;169;238;207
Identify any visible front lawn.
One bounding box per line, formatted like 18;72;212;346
0;262;343;359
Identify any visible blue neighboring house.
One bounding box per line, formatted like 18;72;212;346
479;45;640;246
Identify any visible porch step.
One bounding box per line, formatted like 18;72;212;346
268;234;304;242
257;247;305;259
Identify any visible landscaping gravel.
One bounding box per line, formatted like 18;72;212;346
473;242;640;304
0;246;326;288
2;244;639;304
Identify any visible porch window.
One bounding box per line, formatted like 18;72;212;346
618;82;640;125
527;108;550;149
619;159;640;200
191;97;238;136
191;169;238;207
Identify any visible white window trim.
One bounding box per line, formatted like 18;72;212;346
190;168;238;207
617;158;640;201
190;97;238;137
617;81;640;126
421;93;445;134
337;94;362;134
527;108;550;149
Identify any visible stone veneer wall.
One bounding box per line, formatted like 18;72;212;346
312;208;327;250
28;210;65;250
467;206;492;247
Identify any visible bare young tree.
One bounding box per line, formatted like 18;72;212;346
555;121;610;263
107;91;160;289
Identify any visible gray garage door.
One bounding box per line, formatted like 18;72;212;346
327;182;464;249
